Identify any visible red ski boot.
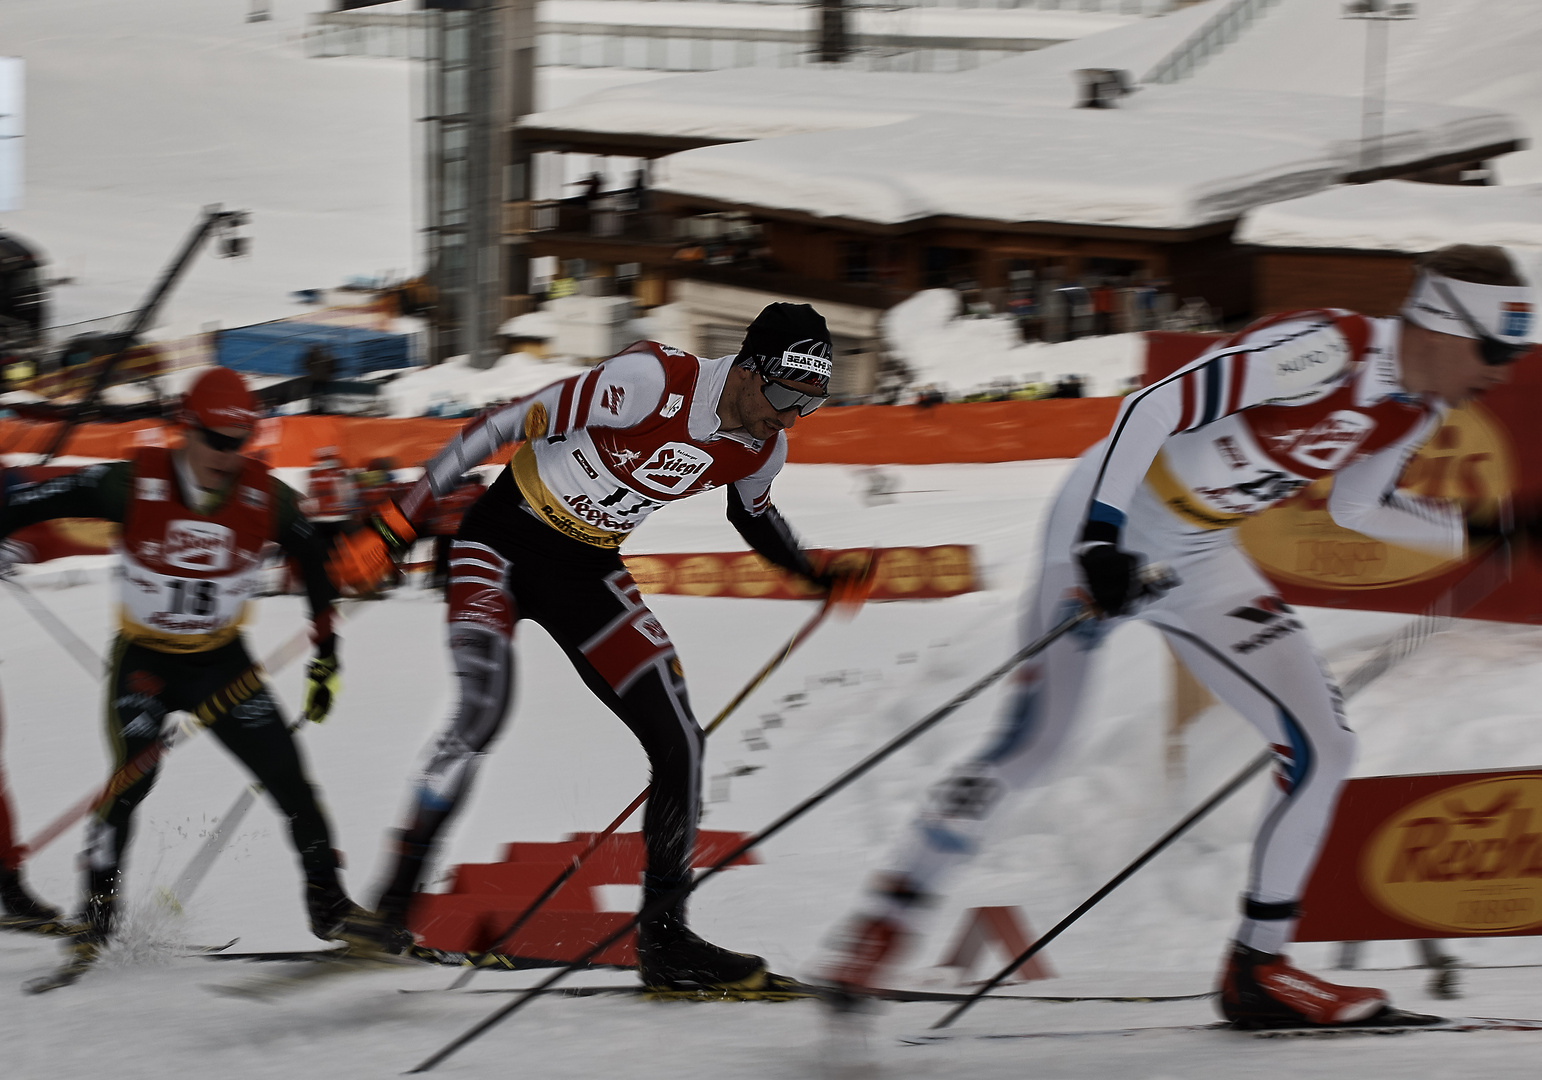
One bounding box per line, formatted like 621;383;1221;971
1220;941;1389;1028
817;913;911;1008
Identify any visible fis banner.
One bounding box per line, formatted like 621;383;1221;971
622;545;977;601
1295;768;1542;941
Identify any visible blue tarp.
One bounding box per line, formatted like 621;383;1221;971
215;322;411;377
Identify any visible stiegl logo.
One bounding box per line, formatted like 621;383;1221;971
1287;411;1375;471
163;520;233;571
632;442;714;494
1362;775;1542;934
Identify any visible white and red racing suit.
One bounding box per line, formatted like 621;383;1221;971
855;309;1463;959
377;342;822;919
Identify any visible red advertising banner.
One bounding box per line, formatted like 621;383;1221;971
1145;332;1542;624
1295;768;1542;942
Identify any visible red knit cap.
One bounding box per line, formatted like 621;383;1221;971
182;366;257;431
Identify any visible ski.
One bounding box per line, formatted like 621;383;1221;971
1;913;88;939
642;972;818;1002
203;945;581;969
409;983;1215;1005
900;1012;1542;1045
205;944;423;1002
23;940;101;995
178;937;241;956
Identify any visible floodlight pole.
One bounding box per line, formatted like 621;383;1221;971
1344;1;1417;177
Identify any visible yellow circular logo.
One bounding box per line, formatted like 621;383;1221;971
1238;401;1514;590
1361;775;1542;934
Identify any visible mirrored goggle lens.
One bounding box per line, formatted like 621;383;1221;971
1479;336;1530;367
198;426;250;452
762;380;826;417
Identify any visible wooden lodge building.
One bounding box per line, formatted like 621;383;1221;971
506;61;1523;395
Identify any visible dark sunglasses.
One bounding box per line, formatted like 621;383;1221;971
1432;280;1532;367
761;376;826;417
196;426;251;453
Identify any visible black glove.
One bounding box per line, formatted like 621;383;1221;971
1077;541;1142;617
303;633;341;723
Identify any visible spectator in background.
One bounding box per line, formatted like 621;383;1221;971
1092;282;1116;336
303;345;336;415
305;447;358;549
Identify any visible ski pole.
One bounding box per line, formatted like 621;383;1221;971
931;542;1513;1031
14;615;328;863
2;578;103;675
157;717;309;912
406;605;1094;1074
150;598;362;906
445;593;842;989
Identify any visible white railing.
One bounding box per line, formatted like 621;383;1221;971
1142;0;1281;85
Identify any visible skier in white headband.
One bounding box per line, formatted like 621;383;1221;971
816;244;1534;1030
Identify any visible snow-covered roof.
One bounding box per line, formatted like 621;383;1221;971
543;0;1137;42
649;81;1514;230
1238;180;1542;253
521;1;1523;232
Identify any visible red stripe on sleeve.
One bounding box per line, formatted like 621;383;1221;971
1225;353;1246;416
575;368;603;428
552;376;578;436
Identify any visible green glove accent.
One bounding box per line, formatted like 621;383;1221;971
303;654;342;723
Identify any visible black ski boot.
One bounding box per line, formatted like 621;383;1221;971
306;880;411;953
636;909;767;992
373;828;435;934
0;864;62;925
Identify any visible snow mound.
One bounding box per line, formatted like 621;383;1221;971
380;352;590;417
882;288;1144;398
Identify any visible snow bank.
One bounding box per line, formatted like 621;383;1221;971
379;351;590;417
882;288;1143;397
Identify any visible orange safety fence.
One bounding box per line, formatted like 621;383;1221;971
783;398;1122;465
1;397;1122;469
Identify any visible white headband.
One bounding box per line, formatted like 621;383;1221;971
780;349;833;379
1401;272;1535;345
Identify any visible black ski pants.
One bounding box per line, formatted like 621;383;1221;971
89;636;339;891
396;492;703;903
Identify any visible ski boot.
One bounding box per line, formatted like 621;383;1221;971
306;881;412;954
1219;941;1389;1028
373;827;436;933
814;875;928;1009
0;864;63;928
816;913;911;1010
635;909;768;994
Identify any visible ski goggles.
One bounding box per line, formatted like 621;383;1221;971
1403;273;1535;366
195;425;252;453
761;375;827;417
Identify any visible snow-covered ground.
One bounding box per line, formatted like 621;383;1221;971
4;458;1542;1078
